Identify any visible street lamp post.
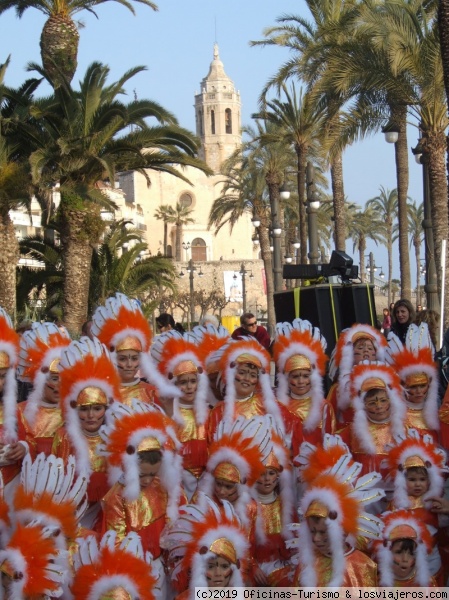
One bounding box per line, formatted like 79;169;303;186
182;258;203;327
411;142;439;312
306;162;320;265
364;252;378;285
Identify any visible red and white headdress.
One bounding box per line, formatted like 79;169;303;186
375;509;433;586
386;323;439;430
349;362;406;454
295;433;355;485
161;495;248;592
17;322;71;426
92;293;179;398
0;307;20;443
190;324;230;375
71;531;161;600
217;337;284;433
273;319;328;431
59;337;121;476
151;330;210;425
99;399;182;517
0;523;65;598
384;428;448;508
329;324;387;410
287;454;384;587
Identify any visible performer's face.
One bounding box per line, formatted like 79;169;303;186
234;363;258;399
363;388;390;422
78;404;106;433
405;468;429;497
391;540;416;579
116;350;140;383
0;369;7;396
255;468;279;495
406;381;429;405
138;460;161;490
43;373;60;404
288;368;311;396
353;338;376;364
307;516;331;556
206;555;232;587
214;478;239;504
176;372;198;404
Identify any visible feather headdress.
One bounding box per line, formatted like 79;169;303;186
0;307;20;443
190;324;230;374
295;433;355;485
17;322;71;426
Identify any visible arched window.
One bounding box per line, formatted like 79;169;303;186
211;110;215;134
199;109;203;136
167;244;173;258
191;237;207;262
179;193;193;208
225;108;232;134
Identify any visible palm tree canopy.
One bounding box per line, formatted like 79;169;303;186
0;0;158;20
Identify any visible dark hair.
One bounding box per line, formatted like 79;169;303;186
406;465;428;477
240;312;255;325
393;299;415;325
156;313;185;334
138;450;163;464
391;538;416;554
415;309;440;348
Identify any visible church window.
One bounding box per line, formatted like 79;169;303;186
211;109;215;134
191;237;207;262
199;109;203;135
225;108;232;134
180;193;193;208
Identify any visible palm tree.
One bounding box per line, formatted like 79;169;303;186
408;200;424;309
154;204;175;256
0;0;158;87
25;61;209;333
166;202;195;261
366;187;398;305
346;204;383;281
253;84;325;262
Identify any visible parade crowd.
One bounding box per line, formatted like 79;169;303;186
0;293;448;599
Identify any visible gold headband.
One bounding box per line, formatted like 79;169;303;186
388;524;418;542
206;360;220;375
264;450;281;471
403;455;426;469
352;332;375;344
137;437;162;452
284;354;311;373
361;377;387;393
209;538;237;565
76;386;108;407
404;373;429;387
173;360;198;377
235;354;262;369
115;336;142;352
49;357;60;374
0;351;10;369
305;499;329;519
213;462;241;484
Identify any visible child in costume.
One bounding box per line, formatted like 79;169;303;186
206;337;284;443
338;362;406;478
288;451;383;587
151;330;210;500
0;307;29;502
162;494;248;599
52;337;122;529
71;531;161;600
328;324;387;425
273;319;333;452
190;323;230;405
17;322;71;456
383;428;448;582
100;399;184;594
375;510;436;586
92;293;179;409
386;323;440;441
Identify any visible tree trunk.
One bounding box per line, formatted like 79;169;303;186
296;146;308;263
258;222;275;337
60;196;105;334
425;131;449;326
40;13;79;87
414;239;421;308
391;104;411;300
163;221;168;256
175;223;182;261
330;151;346;252
0;216;19;318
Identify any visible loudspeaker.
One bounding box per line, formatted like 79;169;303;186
273;283;377;356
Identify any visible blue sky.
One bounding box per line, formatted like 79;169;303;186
1;0;424;280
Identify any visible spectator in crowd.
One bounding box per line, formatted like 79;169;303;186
156;313;185;334
391;299;416;344
231;312;271;352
